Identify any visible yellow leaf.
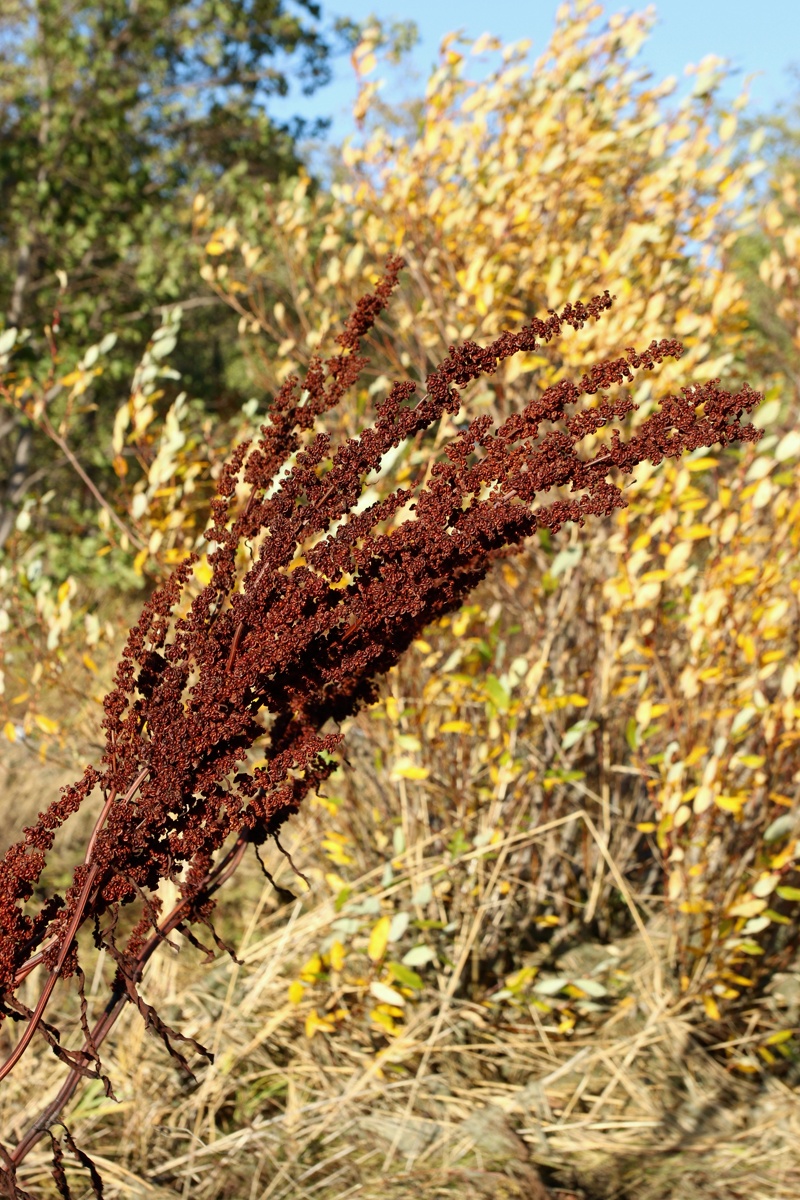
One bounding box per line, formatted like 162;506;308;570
34;714;59;735
305;1009;334;1038
640;569;670;582
727;896;767;918
321;839;354;867
502;563;519;589
765;1029;794;1046
82;654;98;674
771;844;798;870
392;760;430;781
769;793;794;810
568;694;589;707
719;114;736;142
205;240;226;256
717;986;740;1000
312;795;339;817
368;915;391;962
439;720;473;734
703;995;721;1020
715;794;744;814
57;580;72;605
325;872;347;893
194;556;213;586
300;953;322;981
3;721;16;743
686;457;718;472
58;370;83;388
288;981;305;1005
133;548;148;576
738;634;756;664
675;524;713;540
452;611;471;638
370;1008;399;1035
329;940;346;971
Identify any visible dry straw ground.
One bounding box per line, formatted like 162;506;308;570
2;441;799;1199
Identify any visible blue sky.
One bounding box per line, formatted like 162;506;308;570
271;0;799;183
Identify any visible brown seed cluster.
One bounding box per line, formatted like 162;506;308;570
0;256;762;1190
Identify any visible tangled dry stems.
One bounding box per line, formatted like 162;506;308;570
0;257;764;1195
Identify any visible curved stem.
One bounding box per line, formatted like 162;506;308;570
0;862;99;1085
3;768;150;1071
7;832;249;1168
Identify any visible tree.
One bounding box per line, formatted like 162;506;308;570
0;0;340;546
726;65;800;409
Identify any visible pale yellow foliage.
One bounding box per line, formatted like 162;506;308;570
203;3;759;437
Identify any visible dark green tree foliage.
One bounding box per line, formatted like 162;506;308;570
0;0;338;544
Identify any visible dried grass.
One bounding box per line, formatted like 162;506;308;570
2;804;797;1194
2;523;798;1199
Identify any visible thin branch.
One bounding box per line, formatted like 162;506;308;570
8;832;248;1167
39;413;146;551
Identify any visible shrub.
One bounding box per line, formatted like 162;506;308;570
0;256;762;1193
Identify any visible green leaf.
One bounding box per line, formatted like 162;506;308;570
447;829;470;859
150;333;177;360
775;886;800;902
562;719;598;751
484;675;510;711
764;815;796;843
625;716;640;752
388;961;423;989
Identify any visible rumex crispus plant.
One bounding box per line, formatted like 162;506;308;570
0;255;762;1194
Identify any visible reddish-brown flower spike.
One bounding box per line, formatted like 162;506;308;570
0;255;762;1189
